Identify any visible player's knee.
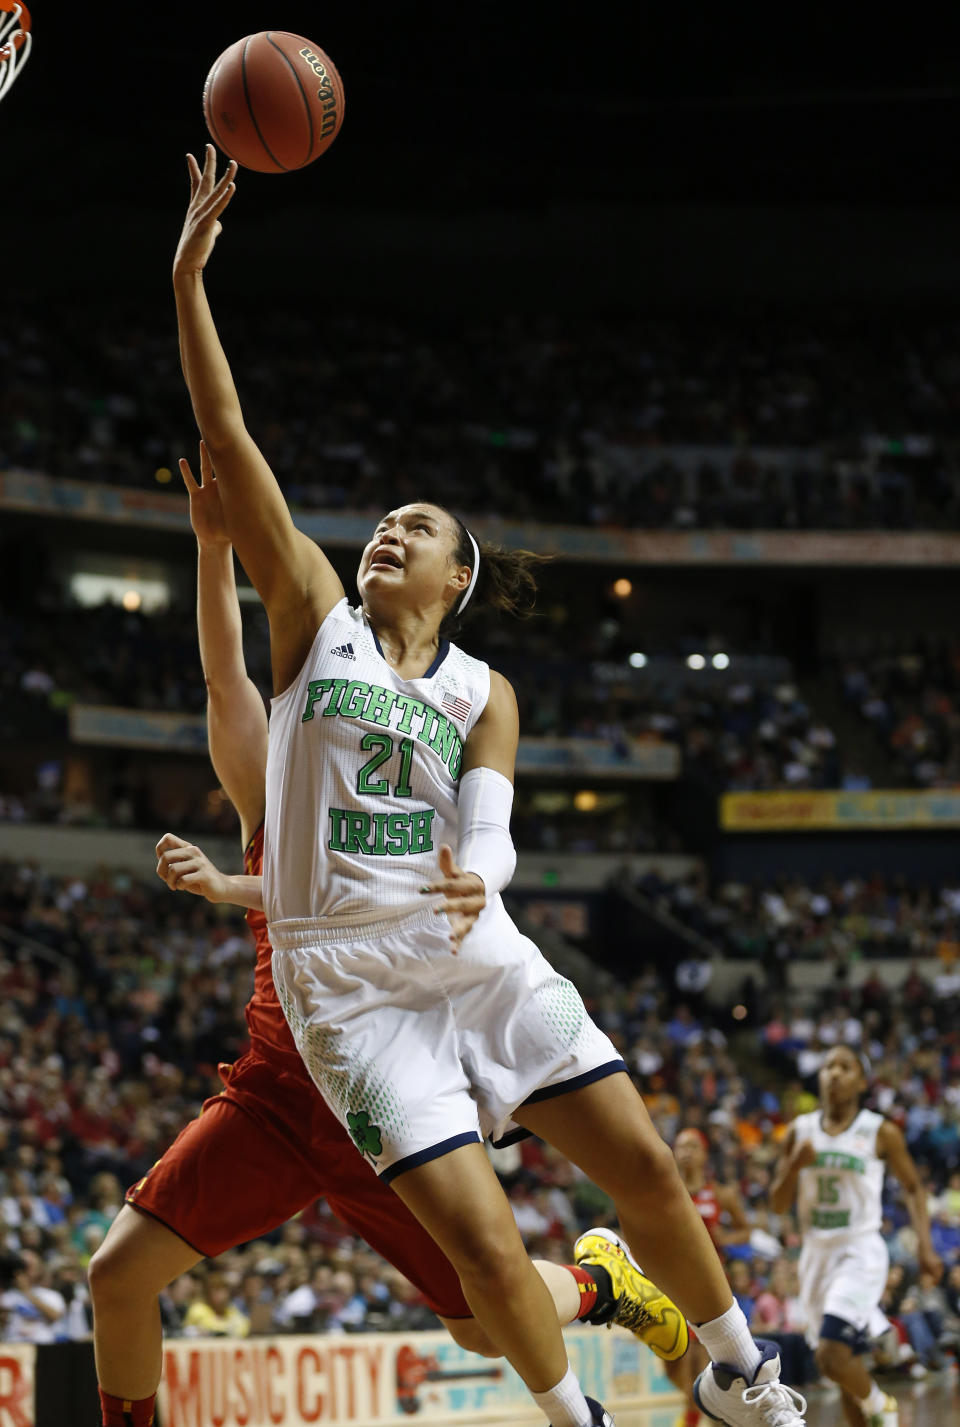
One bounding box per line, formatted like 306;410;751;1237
814;1337;850;1380
609;1135;678;1203
88;1232;170;1306
450;1230;522;1297
87;1240;134;1307
442;1317;500;1357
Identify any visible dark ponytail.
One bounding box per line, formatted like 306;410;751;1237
440;514;551;640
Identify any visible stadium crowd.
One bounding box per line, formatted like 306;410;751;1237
640;867;960;970
11;593;955;835
839;638;960;790
4;307;960;529
1;852;959;1380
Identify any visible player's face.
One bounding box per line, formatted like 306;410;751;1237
819;1047;864;1106
674;1130;707;1174
357;504;467;612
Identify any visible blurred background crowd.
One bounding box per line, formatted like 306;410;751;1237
1;851;960;1388
4;309;960;532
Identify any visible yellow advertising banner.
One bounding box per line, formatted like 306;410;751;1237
721;789;960;832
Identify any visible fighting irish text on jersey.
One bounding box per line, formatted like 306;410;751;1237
263;600;490;924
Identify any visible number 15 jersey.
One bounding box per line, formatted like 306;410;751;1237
263;598;490;924
793;1107;885;1240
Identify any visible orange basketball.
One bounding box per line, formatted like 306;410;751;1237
203;31;345;173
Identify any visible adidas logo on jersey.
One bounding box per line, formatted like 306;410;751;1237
331;642;356;660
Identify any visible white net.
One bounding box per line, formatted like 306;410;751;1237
0;2;31;101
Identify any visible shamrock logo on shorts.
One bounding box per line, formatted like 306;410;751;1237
347;1109;383;1159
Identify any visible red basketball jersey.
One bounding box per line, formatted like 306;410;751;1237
692;1181;723;1246
242;824;302;1069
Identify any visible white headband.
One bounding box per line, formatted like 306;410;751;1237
457;531;480;615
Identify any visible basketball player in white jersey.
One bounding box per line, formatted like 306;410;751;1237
170;143;807;1427
770;1045;941;1427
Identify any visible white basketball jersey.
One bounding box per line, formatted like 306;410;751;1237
263;599;490;924
794;1108;885;1239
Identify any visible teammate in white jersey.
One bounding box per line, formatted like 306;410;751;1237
170;144;807;1427
770;1045;941;1427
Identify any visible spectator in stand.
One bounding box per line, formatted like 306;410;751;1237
182;1270;250;1338
0;1249;66;1343
750;1259;815;1390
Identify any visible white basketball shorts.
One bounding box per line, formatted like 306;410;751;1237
268;896;626;1181
797;1230;890;1348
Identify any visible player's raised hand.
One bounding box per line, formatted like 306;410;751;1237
156;832;229;903
180;440;229;547
173;144;238;279
424;844;487;952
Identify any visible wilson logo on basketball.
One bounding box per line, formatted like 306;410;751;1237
299;47;339;135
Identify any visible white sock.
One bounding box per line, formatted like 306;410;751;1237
858;1382;887;1415
532;1366;592;1427
694;1300;763;1378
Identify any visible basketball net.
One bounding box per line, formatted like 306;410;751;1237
0;1;31;101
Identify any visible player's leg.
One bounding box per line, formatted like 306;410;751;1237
274;919;613;1426
88;1205;201;1419
812;1235;897;1427
390;1140;605;1426
89;1065;333;1427
515;1074;734;1324
331;1146;687;1363
439;1257;685;1361
438;1262;579;1355
665;1336;708;1427
515;1076;807;1424
815;1323;898;1427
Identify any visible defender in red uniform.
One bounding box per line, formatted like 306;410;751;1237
88;444;685;1427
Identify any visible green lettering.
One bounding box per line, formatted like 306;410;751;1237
341;681;371;719
417;706;439;746
302;678;334;722
449;740;463;779
357;732;392;796
344;811;373;854
322;678;349;716
386;812;410;854
811;1209;851;1229
365;684;399;728
408;807;436;855
429;712;457;765
816;1174;840;1205
395;737;414;798
327;807;349;851
393;693;422;735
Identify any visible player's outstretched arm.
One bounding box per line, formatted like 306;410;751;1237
878;1120;943;1281
155;834;264;911
182;441;267;848
172;146;343;689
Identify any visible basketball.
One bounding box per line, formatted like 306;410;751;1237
203;31;345;173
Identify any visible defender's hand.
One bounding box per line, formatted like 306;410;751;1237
180;440;229;546
155;832;229;903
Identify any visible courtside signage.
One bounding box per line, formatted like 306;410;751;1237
157;1327;680;1426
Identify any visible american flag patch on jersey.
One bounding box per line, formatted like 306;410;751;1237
442;691;472;722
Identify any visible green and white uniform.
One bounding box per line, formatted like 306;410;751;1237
264;599;624;1180
793;1107;890;1348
